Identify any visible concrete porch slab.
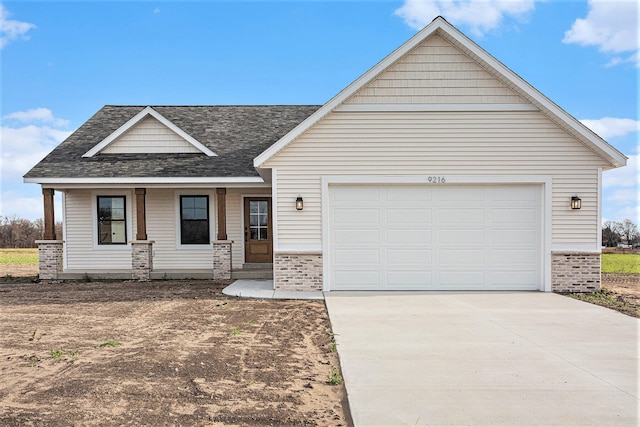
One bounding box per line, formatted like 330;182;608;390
222;279;324;300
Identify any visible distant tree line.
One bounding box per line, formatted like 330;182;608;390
0;215;63;248
602;219;639;247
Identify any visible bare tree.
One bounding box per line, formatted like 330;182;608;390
0;216;63;248
618;219;639;245
602;220;622;247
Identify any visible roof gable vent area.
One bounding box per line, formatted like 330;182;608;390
82;106;216;157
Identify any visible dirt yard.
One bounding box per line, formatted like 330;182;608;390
0;280;350;426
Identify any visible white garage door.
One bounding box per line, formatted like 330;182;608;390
329;184;542;291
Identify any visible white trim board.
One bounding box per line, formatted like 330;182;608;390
82;106;216;158
335;104;540;112
26;177;266;185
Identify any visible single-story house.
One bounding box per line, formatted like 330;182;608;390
25;17;626;292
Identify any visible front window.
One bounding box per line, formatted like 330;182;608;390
180;196;210;244
97;196;127;244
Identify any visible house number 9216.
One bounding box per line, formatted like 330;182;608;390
427;176;446;183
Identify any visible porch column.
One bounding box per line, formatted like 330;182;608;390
135;188;147;240
42;188;56;240
216;188;227;240
132;188;153;281
37;187;63;280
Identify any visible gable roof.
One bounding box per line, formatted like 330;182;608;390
24;105;320;184
254;16;627;169
82;106;216;157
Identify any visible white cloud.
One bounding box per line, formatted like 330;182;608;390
0;3;36;49
603;154;638;188
0;190;62;222
4;108;70;127
580;117;640;139
563;0;639;67
0;108;72;181
394;0;537;36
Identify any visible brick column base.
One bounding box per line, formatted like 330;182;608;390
36;240;63;280
551;252;601;293
131;241;154;281
212;240;233;281
274;253;323;291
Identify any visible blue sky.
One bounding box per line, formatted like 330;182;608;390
1;0;638;224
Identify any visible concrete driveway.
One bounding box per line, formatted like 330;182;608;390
325;292;639;426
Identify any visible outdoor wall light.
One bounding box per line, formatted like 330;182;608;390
571;196;582;210
296;196;304;211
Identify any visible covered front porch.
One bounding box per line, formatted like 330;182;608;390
36;185;274;282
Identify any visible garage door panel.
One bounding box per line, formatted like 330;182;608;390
333;229;380;244
333;208;378;225
333;249;379;264
439;209;484;224
387;271;432;286
491;271;537;287
491;249;538;264
333;185;380;202
387;186;432;201
438;271;485;286
492;208;537;223
491;228;538;243
387;208;431;224
329;184;541;291
334;271;381;288
440;187;485;201
439;249;484;264
386;249;432;265
439;228;484;244
387;229;431;244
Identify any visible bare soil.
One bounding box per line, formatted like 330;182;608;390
0;280;350;426
570;273;640;318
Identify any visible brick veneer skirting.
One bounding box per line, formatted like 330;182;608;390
36;240;63;280
551;252;601;293
274;253;323;291
212;240;233;281
131;241;154;281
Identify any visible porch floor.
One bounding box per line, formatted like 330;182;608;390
223;280;323;300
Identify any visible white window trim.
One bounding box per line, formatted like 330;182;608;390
175;190;215;250
320;175;552;292
91;190;133;251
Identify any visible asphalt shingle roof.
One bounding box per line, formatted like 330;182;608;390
24;105;321;179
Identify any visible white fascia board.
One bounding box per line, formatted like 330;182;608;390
24;177;265;185
82;106;216;157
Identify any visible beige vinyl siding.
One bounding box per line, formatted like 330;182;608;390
63;189;134;270
102;116;201;154
264;110;605;247
346;35;527;105
64;187;271;272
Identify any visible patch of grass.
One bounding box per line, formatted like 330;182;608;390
568;288;630;313
0;248;38;265
602;254;640;274
97;339;121;348
29;329;46;341
326;367;343;385
229;328;244;336
50;349;64;359
327;342;337;353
